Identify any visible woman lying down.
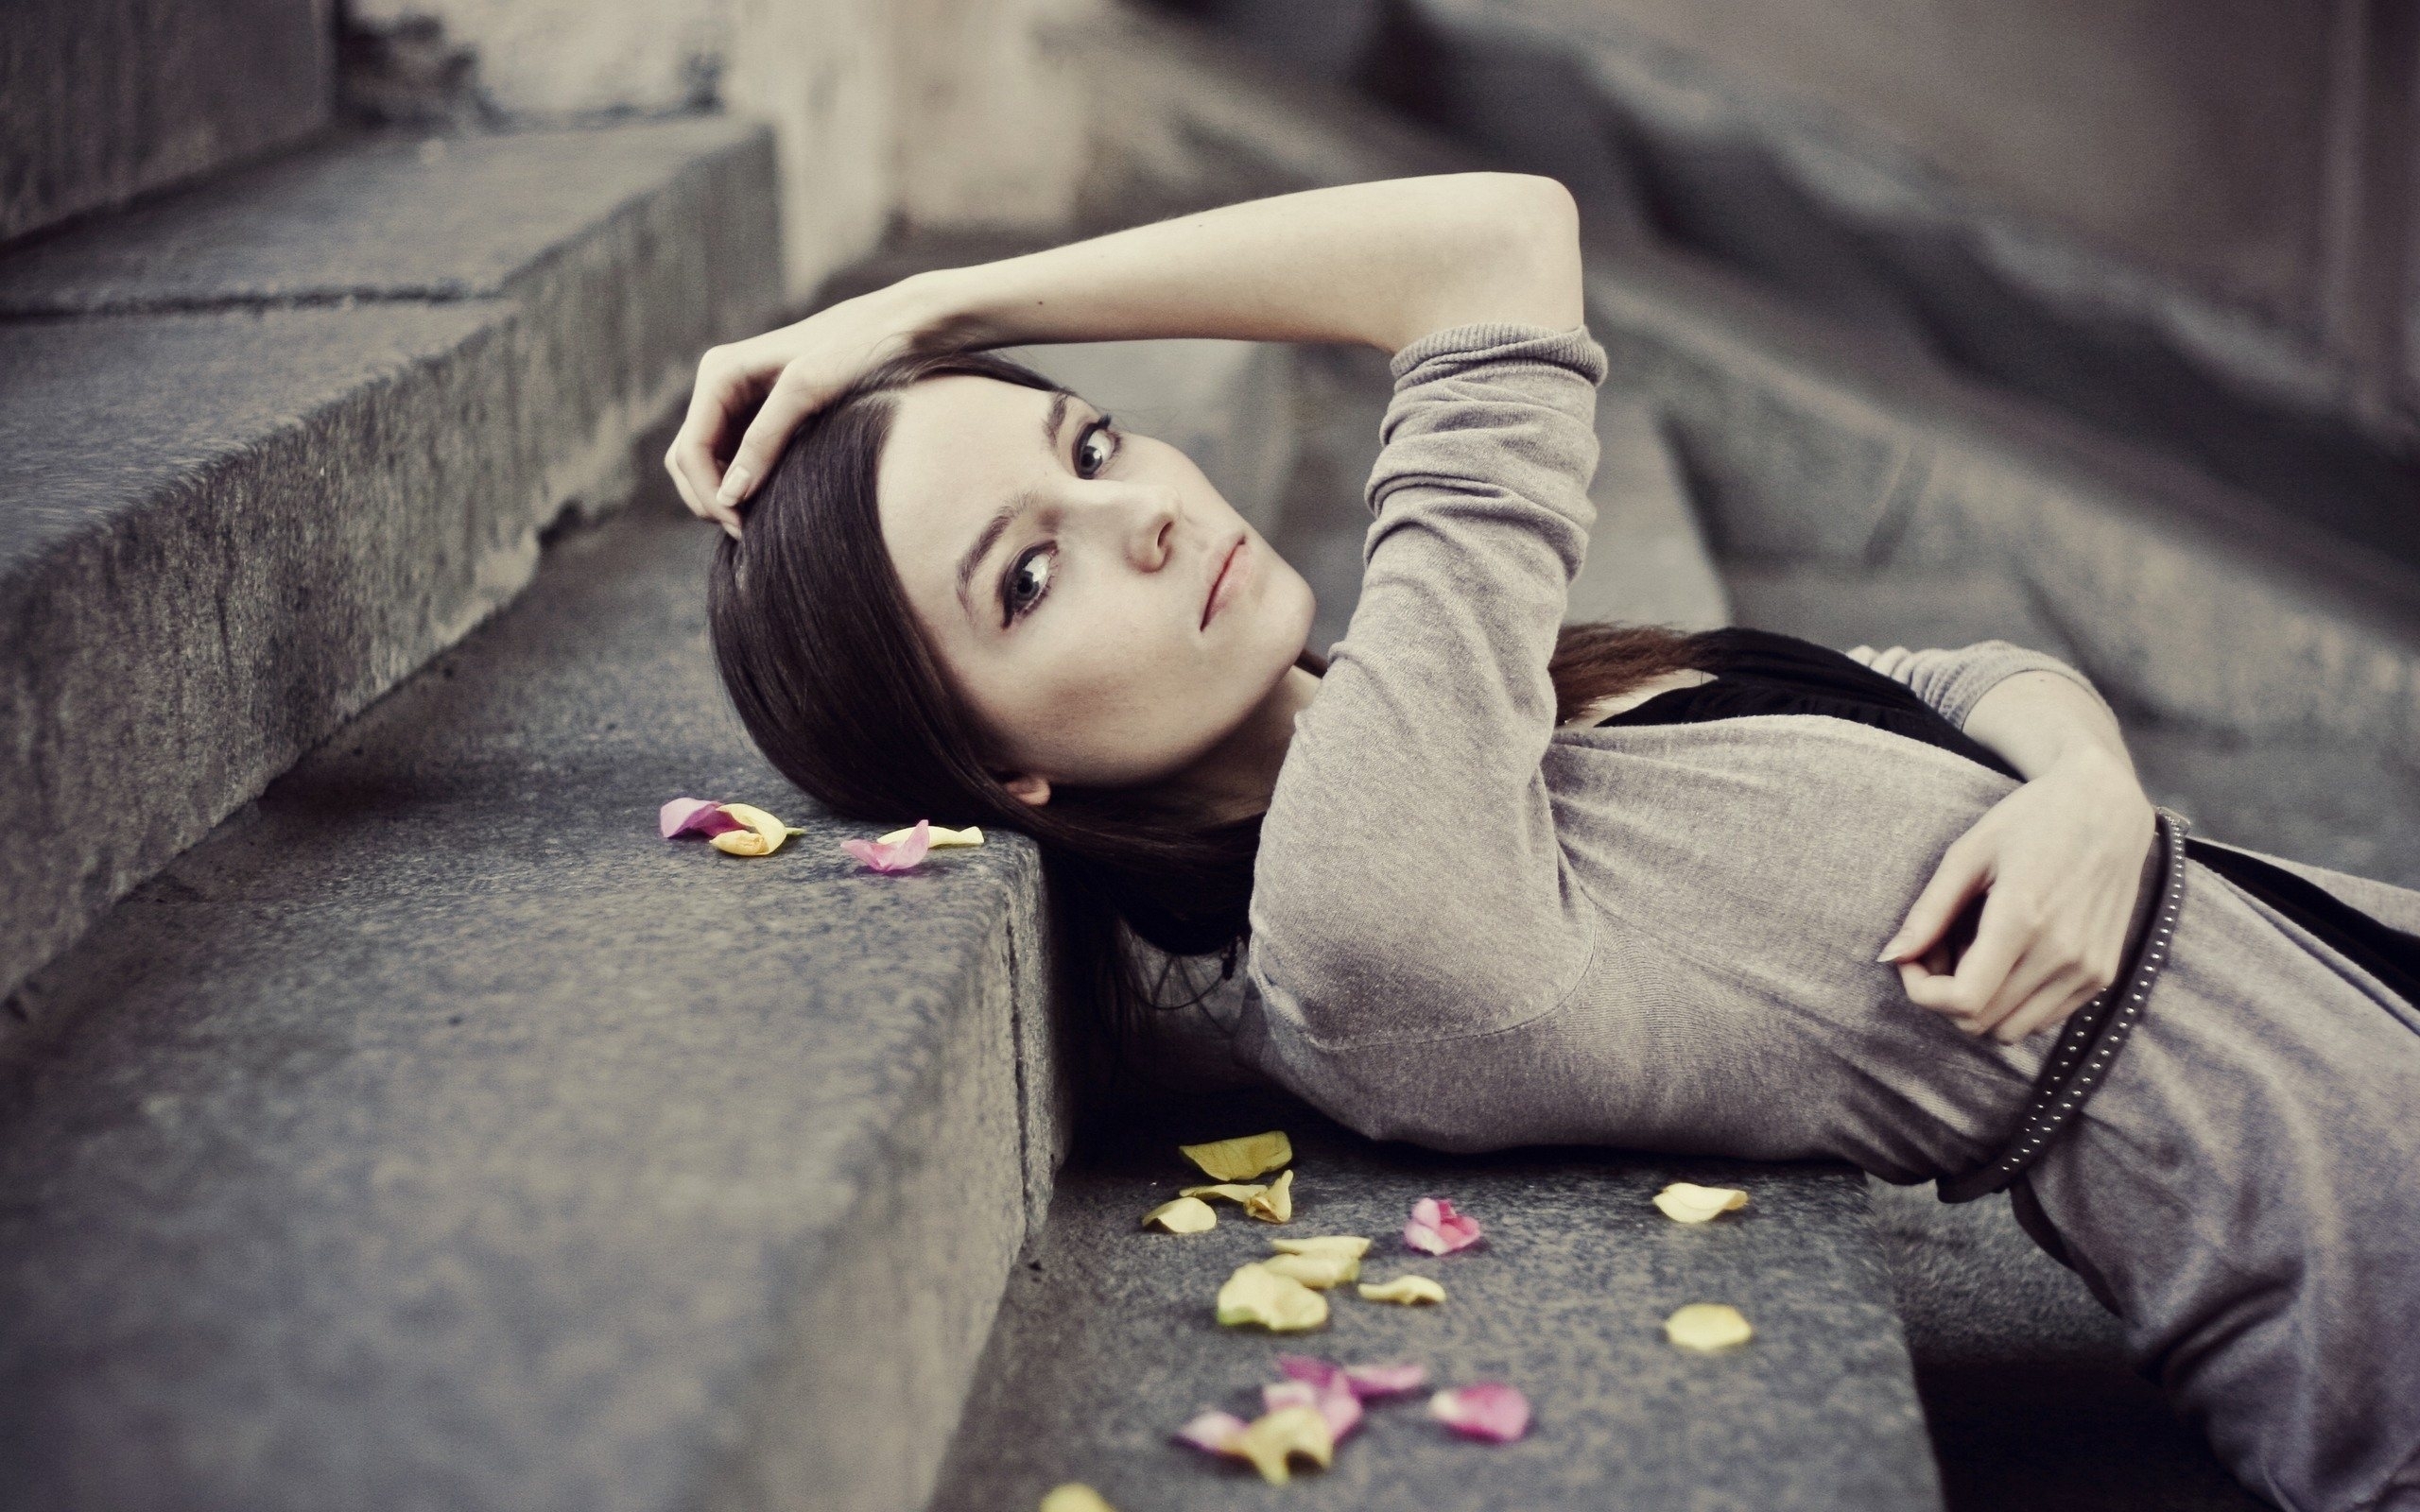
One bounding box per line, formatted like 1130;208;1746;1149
664;173;2420;1510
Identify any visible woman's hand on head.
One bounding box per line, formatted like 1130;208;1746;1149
1879;747;2157;1044
664;279;939;538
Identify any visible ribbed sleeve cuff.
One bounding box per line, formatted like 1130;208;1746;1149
1932;642;2115;730
1387;321;1609;387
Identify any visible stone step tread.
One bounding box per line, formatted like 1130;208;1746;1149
930;1093;1942;1511
0;118;779;1006
0;496;1049;1512
0;118;765;312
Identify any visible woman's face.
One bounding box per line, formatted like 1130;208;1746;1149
875;373;1317;796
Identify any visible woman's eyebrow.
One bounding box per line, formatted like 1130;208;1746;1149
953;389;1074;625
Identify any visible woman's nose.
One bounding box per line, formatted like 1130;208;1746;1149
1118;484;1182;570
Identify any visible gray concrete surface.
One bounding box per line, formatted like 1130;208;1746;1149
0;491;1059;1512
0;0;333;244
1584;253;2420;765
0;119;780;1011
933;1091;1941;1511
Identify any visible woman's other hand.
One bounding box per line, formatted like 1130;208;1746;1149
663;280;937;538
1879;747;2156;1043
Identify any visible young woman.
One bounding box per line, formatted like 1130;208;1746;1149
666;176;2420;1511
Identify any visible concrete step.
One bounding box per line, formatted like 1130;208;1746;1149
2;0;330;244
0;490;1062;1512
1584;243;2420;769
930;1091;1942;1511
0;119;780;1009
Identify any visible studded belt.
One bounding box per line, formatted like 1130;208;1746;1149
1937;808;2190;1204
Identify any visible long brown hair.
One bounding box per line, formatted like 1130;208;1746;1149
705;349;1697;1084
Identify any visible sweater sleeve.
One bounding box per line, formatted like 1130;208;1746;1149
1245;322;1606;1052
1853;640;2116;731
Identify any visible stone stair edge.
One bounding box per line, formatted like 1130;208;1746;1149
0;493;1062;1512
0;118;784;1008
1582;247;2420;756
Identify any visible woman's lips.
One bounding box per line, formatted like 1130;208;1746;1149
1201;536;1248;629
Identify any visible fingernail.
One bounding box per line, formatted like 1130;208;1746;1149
1876;941;1904;963
717;465;752;506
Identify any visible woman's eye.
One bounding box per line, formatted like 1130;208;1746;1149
1075;417;1117;478
1003;543;1055;626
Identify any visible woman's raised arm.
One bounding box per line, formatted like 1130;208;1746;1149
666;174;1583;531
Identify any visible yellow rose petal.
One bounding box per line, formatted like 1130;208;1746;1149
1142;1196;1217;1234
1181;1182;1268;1206
1180;1130;1293;1182
1244;1168;1294;1224
1039;1486;1116;1512
1217;1262;1330;1332
1664;1302;1754;1352
1236;1404;1333;1486
1653;1182;1750;1225
1262;1251;1359;1289
1270;1234;1370;1260
880;823;984;848
707;802;796;857
1357;1274;1446;1305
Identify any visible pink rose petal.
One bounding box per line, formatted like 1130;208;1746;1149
1275;1354;1429;1400
1403;1196;1483;1255
1343;1362;1431;1398
1173;1409;1250;1456
1429;1382;1530;1443
840;818;933;873
660;798;746;840
1263;1378;1362;1442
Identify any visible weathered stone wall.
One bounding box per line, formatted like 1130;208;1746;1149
343;0;1098;301
0;0;335;243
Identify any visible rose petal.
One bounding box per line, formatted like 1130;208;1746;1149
1270;1235;1369;1261
1216;1263;1329;1332
1652;1182;1750;1225
1245;1168;1293;1224
1181;1182;1267;1205
879;822;983;848
1183;1174;1291;1223
1142;1196;1218;1234
1039;1486;1117;1512
1356;1274;1445;1305
1262;1377;1362;1442
1172;1409;1250;1456
1262;1250;1357;1289
1342;1361;1431;1398
840;817;931;871
1179;1130;1292;1182
1403;1196;1483;1255
1429;1383;1530;1442
1236;1404;1333;1486
1274;1355;1429;1399
711;802;802;856
1664;1302;1754;1352
660;798;745;839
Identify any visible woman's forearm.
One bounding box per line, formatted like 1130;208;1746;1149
1962;670;2135;784
893;174;1585;355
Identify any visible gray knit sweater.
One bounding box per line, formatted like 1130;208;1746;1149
1234;321;2420;1511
